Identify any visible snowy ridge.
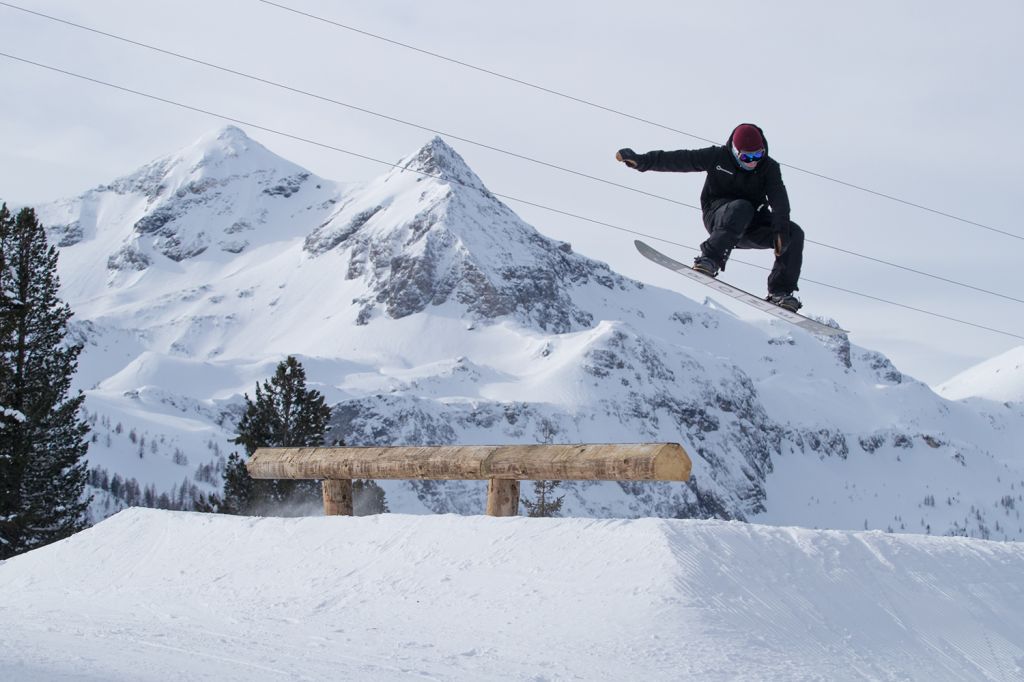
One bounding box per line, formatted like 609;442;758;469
938;345;1024;403
30;126;1024;538
1;508;1022;680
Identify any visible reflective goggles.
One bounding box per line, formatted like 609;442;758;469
738;149;765;163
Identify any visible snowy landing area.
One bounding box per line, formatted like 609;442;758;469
1;509;1022;681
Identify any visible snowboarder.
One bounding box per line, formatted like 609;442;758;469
616;123;804;312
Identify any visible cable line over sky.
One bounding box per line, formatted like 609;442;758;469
0;0;699;211
0;51;1021;341
1;2;1020;307
253;0;1024;244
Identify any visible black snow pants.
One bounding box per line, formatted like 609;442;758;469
701;199;804;294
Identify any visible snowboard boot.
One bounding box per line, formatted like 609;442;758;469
767;292;802;313
692;256;720;278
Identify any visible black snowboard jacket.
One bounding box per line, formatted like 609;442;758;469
630;124;791;234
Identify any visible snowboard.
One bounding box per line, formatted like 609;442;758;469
634;240;848;337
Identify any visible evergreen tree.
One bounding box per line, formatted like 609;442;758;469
353;479;389;516
223;356;332;515
220;452;253;514
0;205;91;558
521;480;564;518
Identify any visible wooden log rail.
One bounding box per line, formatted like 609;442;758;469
246;443;691;517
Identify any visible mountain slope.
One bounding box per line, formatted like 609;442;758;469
938;345;1024;403
33;126;1024;538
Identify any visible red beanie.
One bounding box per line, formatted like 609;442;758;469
732;124;764;152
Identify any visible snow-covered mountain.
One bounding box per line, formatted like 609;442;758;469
43;126;342;270
34;126;1024;538
938;345;1024;403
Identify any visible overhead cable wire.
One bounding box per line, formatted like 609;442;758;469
2;2;1021;308
801;242;1024;306
0;1;699;212
1;51;1022;341
254;0;1024;244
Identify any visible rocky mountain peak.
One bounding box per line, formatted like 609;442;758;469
206;124;251;150
303;136;634;332
108;126;277;197
174;125;275;178
37;125;338;272
390;136;487;193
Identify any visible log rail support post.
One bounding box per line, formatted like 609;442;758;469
246;443;691;518
321;479;353;516
485;479;521;517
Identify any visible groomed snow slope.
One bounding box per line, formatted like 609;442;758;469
1;509;1022;681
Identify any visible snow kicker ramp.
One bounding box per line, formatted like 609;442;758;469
1;509;1022;681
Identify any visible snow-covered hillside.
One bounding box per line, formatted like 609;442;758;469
33;126;1024;538
939;345;1024;403
1;508;1022;681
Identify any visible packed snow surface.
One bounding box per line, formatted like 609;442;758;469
1;508;1022;681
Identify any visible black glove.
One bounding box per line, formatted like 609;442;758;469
616;148;643;170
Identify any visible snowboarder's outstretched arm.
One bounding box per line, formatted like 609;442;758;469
616;146;718;173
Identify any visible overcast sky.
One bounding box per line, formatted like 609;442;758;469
1;0;1022;385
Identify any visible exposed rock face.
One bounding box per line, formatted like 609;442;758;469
106;244;152;271
49;220;84;247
